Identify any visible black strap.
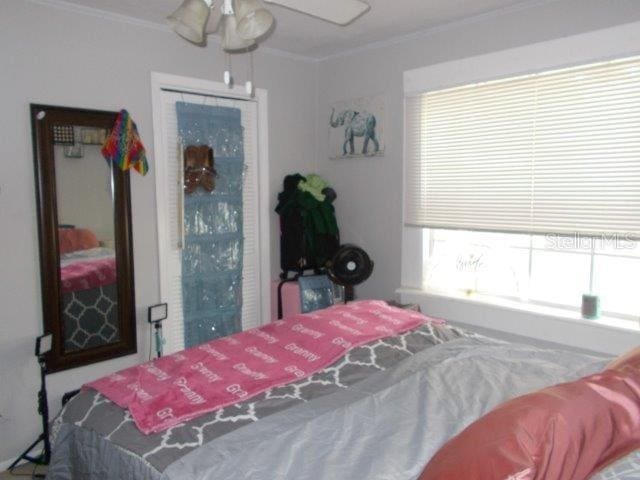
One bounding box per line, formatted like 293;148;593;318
61;389;81;407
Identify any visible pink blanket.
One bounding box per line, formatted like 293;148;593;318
86;300;437;434
60;257;117;294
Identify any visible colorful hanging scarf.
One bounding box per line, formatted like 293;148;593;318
102;109;149;175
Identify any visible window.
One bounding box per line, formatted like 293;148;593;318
423;229;640;320
406;55;640;321
405;56;640;237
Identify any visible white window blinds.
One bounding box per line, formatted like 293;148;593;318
405;56;640;238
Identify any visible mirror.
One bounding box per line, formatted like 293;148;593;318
31;105;136;372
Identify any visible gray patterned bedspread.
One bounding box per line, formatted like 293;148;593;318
596;452;640;480
47;324;639;480
62;284;118;352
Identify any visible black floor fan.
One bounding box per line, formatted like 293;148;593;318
326;244;374;301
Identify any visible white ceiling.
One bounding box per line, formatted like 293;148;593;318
50;0;539;59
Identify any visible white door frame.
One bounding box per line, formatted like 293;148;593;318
150;71;271;338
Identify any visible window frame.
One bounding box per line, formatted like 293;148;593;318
401;23;640;352
423;228;640;322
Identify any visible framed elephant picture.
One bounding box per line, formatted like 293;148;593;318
329;95;385;159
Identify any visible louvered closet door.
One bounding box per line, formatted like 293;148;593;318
156;90;261;354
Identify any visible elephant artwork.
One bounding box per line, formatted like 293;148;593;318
329;96;385;158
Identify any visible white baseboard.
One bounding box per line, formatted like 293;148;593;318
0;457;18;473
0;456;47;474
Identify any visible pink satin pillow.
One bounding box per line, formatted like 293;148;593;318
419;350;640;480
607;346;640;371
58;228;100;254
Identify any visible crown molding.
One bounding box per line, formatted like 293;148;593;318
27;0;170;32
314;0;562;62
258;45;318;63
25;0;318;63
26;0;563;64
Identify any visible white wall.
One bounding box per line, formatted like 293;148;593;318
315;0;640;301
0;0;317;466
55;144;115;242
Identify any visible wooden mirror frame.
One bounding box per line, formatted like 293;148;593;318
31;104;137;373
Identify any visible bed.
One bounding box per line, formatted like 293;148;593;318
47;301;640;480
59;243;119;352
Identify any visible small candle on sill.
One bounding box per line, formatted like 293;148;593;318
581;294;601;319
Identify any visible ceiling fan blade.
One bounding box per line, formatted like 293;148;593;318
264;0;370;26
205;6;223;34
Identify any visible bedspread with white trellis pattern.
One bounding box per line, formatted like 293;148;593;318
49;322;639;480
52;322;467;473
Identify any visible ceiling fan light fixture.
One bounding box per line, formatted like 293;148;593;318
167;0;213;44
234;0;274;41
222;14;256;52
204;4;223;33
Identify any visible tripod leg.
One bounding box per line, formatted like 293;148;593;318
8;434;45;472
10;358;51;472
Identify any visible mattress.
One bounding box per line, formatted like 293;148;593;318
59;247;116;294
48;322;639;480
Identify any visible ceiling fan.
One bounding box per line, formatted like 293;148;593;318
168;0;369;93
167;0;371;51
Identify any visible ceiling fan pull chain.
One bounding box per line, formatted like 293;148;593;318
224;52;232;87
246;49;254;95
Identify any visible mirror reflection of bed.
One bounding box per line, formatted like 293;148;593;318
54;129;119;353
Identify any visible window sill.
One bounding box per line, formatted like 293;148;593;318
420;287;638;332
397;287;640;355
